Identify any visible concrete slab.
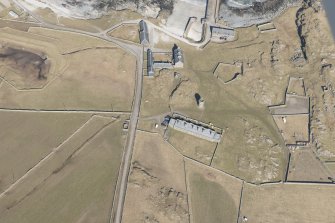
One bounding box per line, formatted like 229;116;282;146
287;77;306;96
185;21;203;42
269;94;309;115
166;0;206;36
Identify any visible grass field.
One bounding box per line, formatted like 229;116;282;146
123;131;189;223
0;27;67;90
140;8;306;183
240;183;335;223
28;27;116;53
325;163;335;178
0;116;125;223
109;24;139;43
185;160;242;223
287;149;332;182
0;111;91;193
167;128;217;165
0;22;136;223
140;69;176;117
211;114;288;183
0;27;136;111
0;3;333;223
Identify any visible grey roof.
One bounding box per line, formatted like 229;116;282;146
140;32;149;44
153;62;173;69
269;94;310;115
147;49;154;76
139;20;149;44
139;20;148;32
173;47;184;64
211;27;235;36
169;118;221;142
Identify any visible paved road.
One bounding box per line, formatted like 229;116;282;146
10;1;144;222
112;48;143;223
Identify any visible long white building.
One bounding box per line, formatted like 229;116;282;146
168;118;221;142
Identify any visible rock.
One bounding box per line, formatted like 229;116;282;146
31;0;175;19
219;0;300;27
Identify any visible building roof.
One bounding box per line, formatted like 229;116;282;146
140;32;149;44
147;49;154;76
139;20;148;32
153;62;173;69
173;47;184;64
211;27;235;36
139;20;149;45
169;118;221;142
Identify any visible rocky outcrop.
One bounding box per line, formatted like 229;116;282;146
219;0;299;27
37;0;174;19
295;0;322;60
